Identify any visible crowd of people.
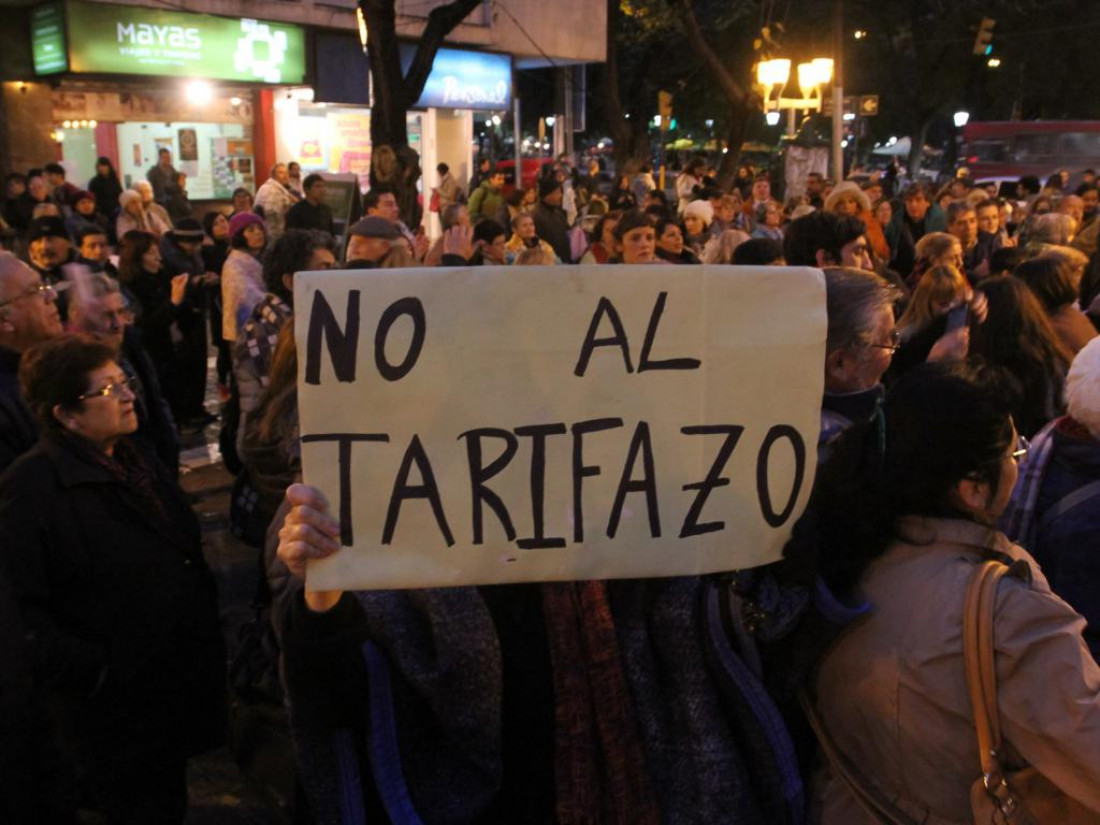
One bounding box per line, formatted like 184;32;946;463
1;145;1099;824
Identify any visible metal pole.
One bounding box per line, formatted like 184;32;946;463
513;92;522;189
787;106;796;137
831;0;844;180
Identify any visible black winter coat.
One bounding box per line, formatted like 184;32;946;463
0;347;37;475
0;434;226;772
533;203;572;264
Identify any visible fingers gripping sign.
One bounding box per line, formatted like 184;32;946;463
277;483;344;612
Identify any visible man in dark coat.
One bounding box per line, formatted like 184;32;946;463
884;183;946;279
0;252;63;473
532;177;572;264
285;173;335;235
159;219;212;428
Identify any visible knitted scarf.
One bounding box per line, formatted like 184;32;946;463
540;581;661;825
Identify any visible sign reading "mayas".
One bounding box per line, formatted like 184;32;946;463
31;0;306;84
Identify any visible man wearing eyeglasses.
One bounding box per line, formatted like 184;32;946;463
0;252;63;472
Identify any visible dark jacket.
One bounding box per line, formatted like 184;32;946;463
0;434;225;772
0;347;37;475
1031;419;1100;659
532;202;572;264
121;326;180;474
884;203;946;278
285;199;335;235
88;172;123;219
129;265;190;367
146;163;180;206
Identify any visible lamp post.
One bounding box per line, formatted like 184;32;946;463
757;57;833;137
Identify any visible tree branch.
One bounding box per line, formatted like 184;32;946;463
667;0;748;105
403;0;485;102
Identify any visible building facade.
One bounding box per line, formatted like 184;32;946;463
0;0;605;214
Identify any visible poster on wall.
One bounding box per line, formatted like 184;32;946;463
294;117;328;170
327;111;372;192
211;138;255;198
178;128;199;162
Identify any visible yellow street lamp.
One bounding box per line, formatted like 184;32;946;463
756;58;791;88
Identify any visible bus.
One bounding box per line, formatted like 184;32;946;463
961;121;1100;183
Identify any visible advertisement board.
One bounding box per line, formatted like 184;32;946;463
36;0;306;83
32;2;68;75
403;46;512;109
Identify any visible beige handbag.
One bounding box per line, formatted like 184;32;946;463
964;559;1100;824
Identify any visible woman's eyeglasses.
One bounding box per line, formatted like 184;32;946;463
1011;436;1030;463
76;376;136;402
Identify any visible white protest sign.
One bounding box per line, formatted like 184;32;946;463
295;265;826;591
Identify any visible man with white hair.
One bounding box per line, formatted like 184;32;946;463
0;252;63;471
254;162;300;241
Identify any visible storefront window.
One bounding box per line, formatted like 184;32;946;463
115;121;252;200
284;105;422;193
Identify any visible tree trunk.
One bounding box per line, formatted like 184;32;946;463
358;0;482;227
907;118;931;180
602;0;647;172
667;0;760;191
716;103;754;189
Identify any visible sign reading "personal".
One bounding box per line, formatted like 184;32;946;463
295;265;826;591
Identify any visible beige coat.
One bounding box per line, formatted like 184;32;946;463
813;516;1100;824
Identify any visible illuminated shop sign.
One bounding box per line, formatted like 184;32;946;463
404;46;512;109
31;0;306;83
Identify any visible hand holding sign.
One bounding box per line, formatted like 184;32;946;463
277;483;343;611
295;264;826;591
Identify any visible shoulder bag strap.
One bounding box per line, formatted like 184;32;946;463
964;559;1017;812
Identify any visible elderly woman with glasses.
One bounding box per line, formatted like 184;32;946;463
0;334;225;822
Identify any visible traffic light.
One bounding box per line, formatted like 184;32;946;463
657;90;673;131
973;17;995;56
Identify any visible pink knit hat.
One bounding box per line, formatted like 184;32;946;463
228;211;266;242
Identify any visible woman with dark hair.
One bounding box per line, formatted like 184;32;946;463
221;212;267;345
118;229;190;417
202;212;232;395
654;216;699;264
608;209;656;263
0;334;225;822
806;360;1100;822
969;275;1072;438
233;229;334;451
580;209;622;264
1015;256;1097;355
87;157;123;226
